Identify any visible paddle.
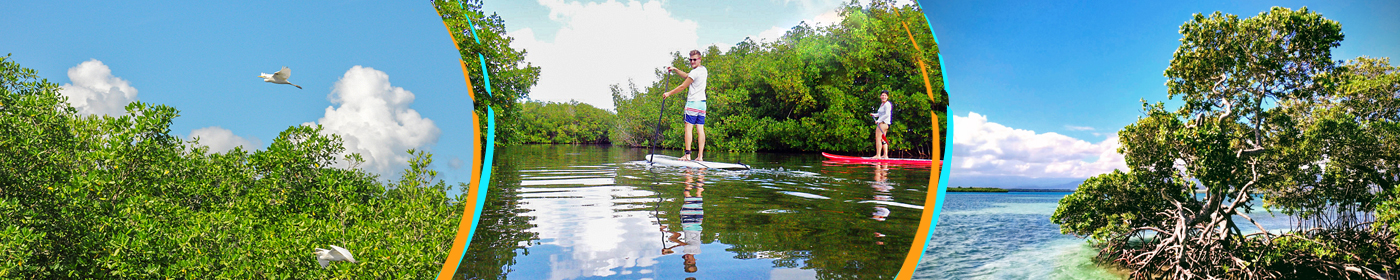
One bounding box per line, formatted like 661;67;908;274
648;74;672;164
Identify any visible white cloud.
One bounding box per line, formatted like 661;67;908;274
448;156;465;170
754;26;790;43
953;112;1126;178
59;59;138;116
1064;125;1094;131
810;10;844;26
709;41;735;52
189;126;262;153
510;0;699;110
752;10;844;43
312;66;441;176
778;0;919;17
779;0;844;8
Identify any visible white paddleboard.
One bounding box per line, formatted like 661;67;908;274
645;154;750;169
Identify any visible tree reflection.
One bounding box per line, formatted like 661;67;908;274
453;155;539;280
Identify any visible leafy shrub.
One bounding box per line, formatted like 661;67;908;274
1;54;464;279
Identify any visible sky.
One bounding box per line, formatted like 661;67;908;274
1;1;479;185
482;0;916;110
919;0;1400;187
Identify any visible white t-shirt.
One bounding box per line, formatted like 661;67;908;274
687;66;708;102
874;101;893;124
684;231;702;254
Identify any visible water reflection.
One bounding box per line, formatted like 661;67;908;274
658;168;707;276
872;163;891;246
457;145;931;279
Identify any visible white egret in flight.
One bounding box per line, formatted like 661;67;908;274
258;66;302;89
313;245;357;268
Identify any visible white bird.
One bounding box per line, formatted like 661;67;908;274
258;66;302;89
313;245;357;268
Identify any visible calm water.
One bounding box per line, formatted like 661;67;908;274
912;192;1296;280
455;144;932;280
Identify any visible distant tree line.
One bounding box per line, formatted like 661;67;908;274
504;100;613;144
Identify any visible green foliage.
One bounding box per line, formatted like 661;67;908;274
1053;6;1350;241
609;78;688;148
1051;7;1400;278
434;0;542;145
1053;170;1185;242
0;55;463;279
1340;57;1400;246
506;100;613;144
610;0;946;156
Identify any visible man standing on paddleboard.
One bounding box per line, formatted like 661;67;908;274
870;90;893;159
663;50;709;161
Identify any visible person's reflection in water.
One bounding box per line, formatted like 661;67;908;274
680;168;705;274
872;163;890;245
660;225;685;255
872;163;893;201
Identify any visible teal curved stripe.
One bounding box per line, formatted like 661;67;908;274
900;5;954;277
439;2;495;279
454;108;496;267
468;19;480;44
461;106;495;248
477;54;491;91
454;13;497;269
457;1;481;44
929;53;951;234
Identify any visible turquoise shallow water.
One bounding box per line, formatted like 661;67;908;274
912;192;1125;280
913;192;1296;279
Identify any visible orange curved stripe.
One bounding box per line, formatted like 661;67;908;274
895;8;943;280
436;15;484;280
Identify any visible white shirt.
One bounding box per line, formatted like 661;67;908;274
874;101;893;124
684;231;702;254
687;66;708;102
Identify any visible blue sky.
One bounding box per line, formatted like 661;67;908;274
1;1;478;185
919;0;1400;186
482;0;916;110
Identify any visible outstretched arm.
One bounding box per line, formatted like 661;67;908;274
668;66;690;80
662;77;695;98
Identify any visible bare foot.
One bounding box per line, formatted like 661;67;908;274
680;154;691;161
694;157;704;162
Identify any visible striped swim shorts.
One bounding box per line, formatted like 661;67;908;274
683;100;706;125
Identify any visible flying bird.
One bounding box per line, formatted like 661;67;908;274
258;66;302;89
313;245;357;268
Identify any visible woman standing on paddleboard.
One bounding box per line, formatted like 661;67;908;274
870;90;893;159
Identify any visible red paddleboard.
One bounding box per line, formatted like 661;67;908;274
822;152;936;165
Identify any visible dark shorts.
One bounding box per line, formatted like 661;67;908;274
684;114;706;125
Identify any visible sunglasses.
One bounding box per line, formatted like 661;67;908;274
689;58;700;62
